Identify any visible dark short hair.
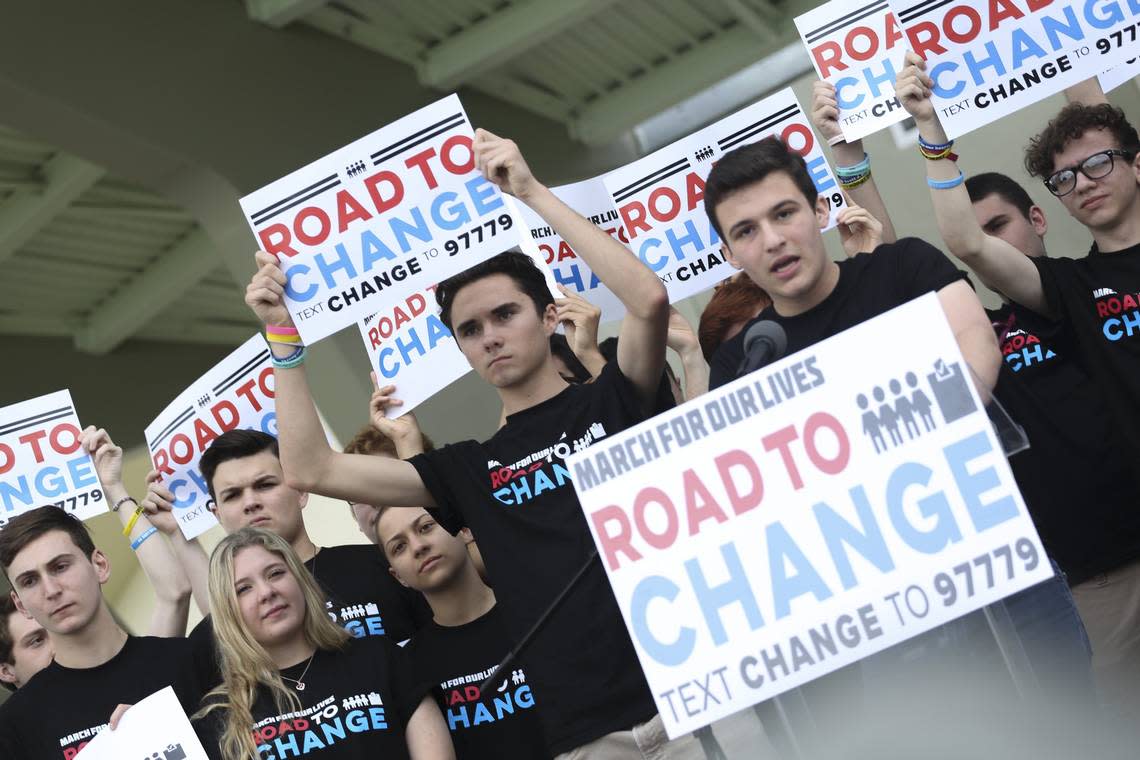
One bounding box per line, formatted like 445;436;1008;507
343;425;435;458
1024;103;1140;178
698;276;773;362
0;505;97;572
0;594;18;675
435;250;554;332
965;172;1036;220
704;137;819;240
200;429;279;500
549;334;593;383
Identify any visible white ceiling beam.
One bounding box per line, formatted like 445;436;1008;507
245;0;329;29
73;228;221;354
0;153;104;264
305;6;573;124
419;0;618;90
720;0;779;40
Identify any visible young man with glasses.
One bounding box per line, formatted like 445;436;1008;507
897;53;1140;724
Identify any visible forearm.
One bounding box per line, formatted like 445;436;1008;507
679;349;709;400
271;343;336;492
521;185;667;318
576;346;607;378
168;532;210;616
108;483;192;609
957;322;1002;401
147;595;191;638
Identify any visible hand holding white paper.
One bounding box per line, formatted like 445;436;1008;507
75;687;208;760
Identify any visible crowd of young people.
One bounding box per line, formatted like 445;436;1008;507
1;66;1138;759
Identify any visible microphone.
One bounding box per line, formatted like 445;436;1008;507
736;320;787;376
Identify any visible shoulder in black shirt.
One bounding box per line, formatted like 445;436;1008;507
710;238;967;389
407;362;658;754
406;604;547;759
0;636;212;759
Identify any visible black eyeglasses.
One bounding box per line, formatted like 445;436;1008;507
1045;149;1135;197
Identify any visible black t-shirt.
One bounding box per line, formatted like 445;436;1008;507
988;303;1140;583
405;604;547;759
1031;242;1140;461
0;635;212;759
408;363;658;754
195;636;428;760
191;544;430;672
710;238;967;388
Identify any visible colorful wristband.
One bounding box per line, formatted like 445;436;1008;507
827;133;847;146
265;324;299;336
266;331;303;345
835;153;871;179
271;345;307;369
122;504;145;536
927;170;965;190
839;172;871;190
130;526;158;551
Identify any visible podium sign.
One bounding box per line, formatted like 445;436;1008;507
568;293;1050;738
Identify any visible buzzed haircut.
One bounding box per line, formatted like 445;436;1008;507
0;505;97;572
200;429;279;500
704;136;819;240
965;173;1036;220
1024;103;1140;179
435;250;554;332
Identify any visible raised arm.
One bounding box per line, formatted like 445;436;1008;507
474;129;670;409
811;80;898;244
245;252;435;506
896;52;1051;316
80;427;191;637
139;469;210;618
666;308;709;400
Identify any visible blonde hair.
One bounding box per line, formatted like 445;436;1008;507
194;528;350;760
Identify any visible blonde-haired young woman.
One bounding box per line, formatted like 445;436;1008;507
193;527;453;760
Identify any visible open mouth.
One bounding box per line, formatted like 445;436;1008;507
770;255;800;279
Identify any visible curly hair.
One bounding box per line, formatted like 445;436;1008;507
1024;103;1140;179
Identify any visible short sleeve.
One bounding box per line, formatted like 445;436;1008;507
888;237;968;301
407;441;482;535
1029;255;1069;319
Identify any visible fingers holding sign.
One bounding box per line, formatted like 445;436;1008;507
244;250;293;329
810;80;843;144
896;51;937;123
80;426;123;492
473;129;541;201
140;469;180;536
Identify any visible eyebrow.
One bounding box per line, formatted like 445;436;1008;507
13;552;73;584
455;301;520;334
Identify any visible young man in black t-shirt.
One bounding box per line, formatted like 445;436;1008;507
896;56;1140;722
0;507;211;758
376;505;548;759
144;429;429;645
243;130;704;758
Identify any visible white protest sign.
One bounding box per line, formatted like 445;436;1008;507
567;293;1050;738
75;686;209;760
240;94;529;345
357;247;560;417
145;335;275;539
518;177;628;325
0;390;101;528
1100;56;1139;92
604;88;844;304
888;0;1140;138
796;0;912;141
